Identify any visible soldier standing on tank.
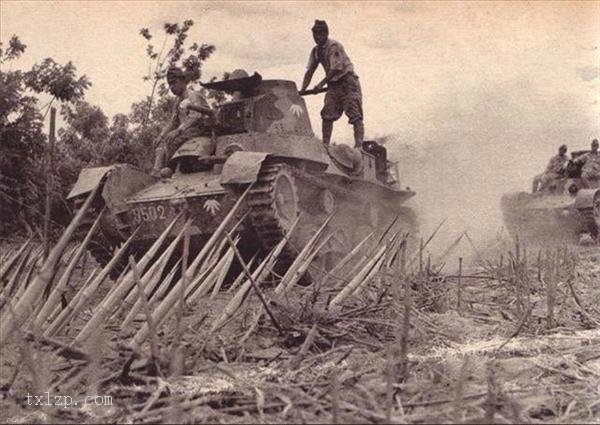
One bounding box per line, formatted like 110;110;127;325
301;20;364;148
532;144;569;192
574;139;600;188
152;66;214;177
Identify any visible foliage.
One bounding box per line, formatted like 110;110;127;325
0;36;90;237
139;19;216;124
1;20;219;237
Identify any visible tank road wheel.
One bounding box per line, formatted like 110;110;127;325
272;168;299;230
248;164;300;266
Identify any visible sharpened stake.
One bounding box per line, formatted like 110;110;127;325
224;233;283;335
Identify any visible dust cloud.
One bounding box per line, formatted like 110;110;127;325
378;80;599;270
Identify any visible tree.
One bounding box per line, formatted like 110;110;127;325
0;35;91;237
139;19;217;127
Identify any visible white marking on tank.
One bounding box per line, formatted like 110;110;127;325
203;199;221;216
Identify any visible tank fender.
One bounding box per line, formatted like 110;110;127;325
67;164;156;214
219;151;270;185
67;166;116;200
574;188;599;210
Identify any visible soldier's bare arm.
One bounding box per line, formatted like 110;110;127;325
314;77;327;90
185;103;214;117
302;50;319;91
156;107;179;147
302;67;317;92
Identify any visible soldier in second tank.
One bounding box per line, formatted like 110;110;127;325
532;144;568;193
574;139;600;188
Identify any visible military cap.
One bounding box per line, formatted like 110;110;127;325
312;20;329;33
166;66;186;85
229;69;249;80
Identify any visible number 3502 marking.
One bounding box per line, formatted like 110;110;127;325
131;205;167;223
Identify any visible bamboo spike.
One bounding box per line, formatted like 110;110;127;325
129;256;161;368
226;256;256;294
409;218;447;265
10;249;42;301
42;268;99;336
436;231;467;264
0;238;33;283
209;247;277;334
129;185;253;351
184;261;220;300
278;234;333;295
274;214;333;294
3;242;34;298
326;231;374;283
214;214;299;310
34;208;105;328
351;245;389;297
45;227;142;336
0;250;39;313
210;249;235;299
45;226;141;337
211;216;300;334
118;223;189;324
375;214;400;247
73;214;182;345
187;246;235;303
340;229;396;286
146;259;180;308
120;253;178;329
0;187;98;345
329;243;388;308
183;236;240;301
189;240;236;302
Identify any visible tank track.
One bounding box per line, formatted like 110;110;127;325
245;161;412;283
580;208;599;238
247;164;298;277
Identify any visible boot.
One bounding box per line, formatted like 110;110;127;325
353;120;364;149
322;120;333;145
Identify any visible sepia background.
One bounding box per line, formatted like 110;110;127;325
2;0;599;255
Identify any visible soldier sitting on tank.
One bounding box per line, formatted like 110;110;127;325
574;139;600;188
152;66;214;177
532;144;568;193
301;19;364;148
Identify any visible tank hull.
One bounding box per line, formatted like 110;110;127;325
501;189;599;244
69;158;417;279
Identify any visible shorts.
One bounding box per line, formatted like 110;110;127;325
321;73;363;124
160;127;204;160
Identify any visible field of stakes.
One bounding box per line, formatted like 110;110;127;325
1;190;599;424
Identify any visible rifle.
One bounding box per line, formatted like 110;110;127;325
299;87;328;96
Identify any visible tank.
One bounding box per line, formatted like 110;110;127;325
67;73;418;278
501;150;600;244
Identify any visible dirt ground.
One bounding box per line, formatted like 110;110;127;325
1;240;598;424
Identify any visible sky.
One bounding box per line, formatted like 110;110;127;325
2;0;599;255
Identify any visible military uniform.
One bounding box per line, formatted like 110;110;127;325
577;151;600;185
307;39;363;125
533;153;567;192
156;88;210;163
